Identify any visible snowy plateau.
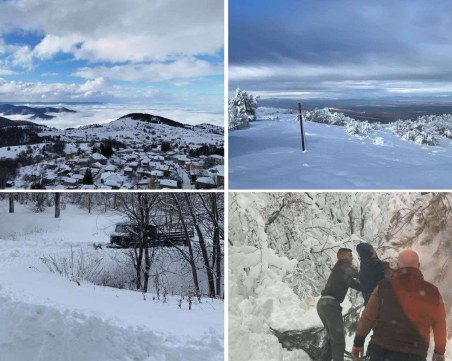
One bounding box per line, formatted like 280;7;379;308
228;192;452;361
0;104;224;190
229;107;452;189
0;200;224;361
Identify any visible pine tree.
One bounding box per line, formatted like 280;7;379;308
82;168;94;185
228;88;259;130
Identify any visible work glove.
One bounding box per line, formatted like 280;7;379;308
351;346;364;360
432;353;445;361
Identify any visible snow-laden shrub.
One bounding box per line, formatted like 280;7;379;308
228;88;259;130
391;114;452;145
304;108;351;126
345;119;373;137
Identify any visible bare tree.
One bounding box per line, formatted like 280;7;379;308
184;193;215;297
170;193;201;298
198;193;224;297
116;193;160;292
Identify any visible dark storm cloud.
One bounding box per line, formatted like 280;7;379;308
229;0;452;98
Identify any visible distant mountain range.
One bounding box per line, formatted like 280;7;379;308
0;104;76;120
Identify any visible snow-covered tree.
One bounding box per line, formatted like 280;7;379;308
228;88;259;130
345;119;373;137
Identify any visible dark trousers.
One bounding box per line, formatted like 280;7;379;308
316;297;345;361
367;343;426;361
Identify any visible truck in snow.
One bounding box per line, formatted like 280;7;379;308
110;222;194;248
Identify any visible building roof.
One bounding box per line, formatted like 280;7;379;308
196;177;215;185
159;179;177;187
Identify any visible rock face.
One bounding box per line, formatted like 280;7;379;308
0;104;76;120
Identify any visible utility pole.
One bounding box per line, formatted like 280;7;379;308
298;102;306;151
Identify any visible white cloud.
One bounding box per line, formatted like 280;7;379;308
9;45;34;70
1;40;34;70
41;72;59;77
0;67;15;75
34;34;81;59
74;58;222;83
80;78;107;93
0;0;223;63
0;78;111;101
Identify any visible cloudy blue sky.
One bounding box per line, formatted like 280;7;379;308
229;0;452;100
0;0;223;108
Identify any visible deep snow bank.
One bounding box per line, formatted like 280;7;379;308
0;292;222;361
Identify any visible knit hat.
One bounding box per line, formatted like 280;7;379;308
356;242;374;259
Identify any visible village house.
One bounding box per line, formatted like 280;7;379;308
90;152;108;165
195;176;216;189
159;179;179;189
207;154;224;165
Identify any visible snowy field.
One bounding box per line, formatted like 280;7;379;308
229;107;452;189
1;103;224;128
0;202;223;361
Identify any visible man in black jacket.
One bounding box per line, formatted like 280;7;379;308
317;248;361;361
356;243;389;305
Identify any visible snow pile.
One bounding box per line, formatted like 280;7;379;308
228;193;308;361
229;245;310;361
0;292;222;361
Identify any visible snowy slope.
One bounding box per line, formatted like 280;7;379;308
229;107;452;189
39;116;223;148
0;203;223;361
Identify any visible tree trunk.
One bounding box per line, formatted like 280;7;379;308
9;193;14;213
143;244;151;292
136;247;143;290
172;194;200;297
184;193;215;297
211;194;222;297
54;193;60;218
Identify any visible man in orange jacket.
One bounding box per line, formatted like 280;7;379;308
351;249;447;361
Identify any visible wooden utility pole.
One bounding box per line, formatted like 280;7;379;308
54;192;60;218
9;193;14;213
298;103;306;151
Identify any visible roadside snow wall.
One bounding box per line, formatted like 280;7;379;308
0;294;222;361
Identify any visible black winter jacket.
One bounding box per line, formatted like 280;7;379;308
358;257;385;304
321;259;361;303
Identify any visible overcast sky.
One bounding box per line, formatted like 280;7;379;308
0;0;223;109
229;0;452;100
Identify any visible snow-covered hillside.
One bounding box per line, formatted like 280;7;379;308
0;201;223;361
228;192;452;361
39;116;223;147
229;107;452;189
0;112;224;189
